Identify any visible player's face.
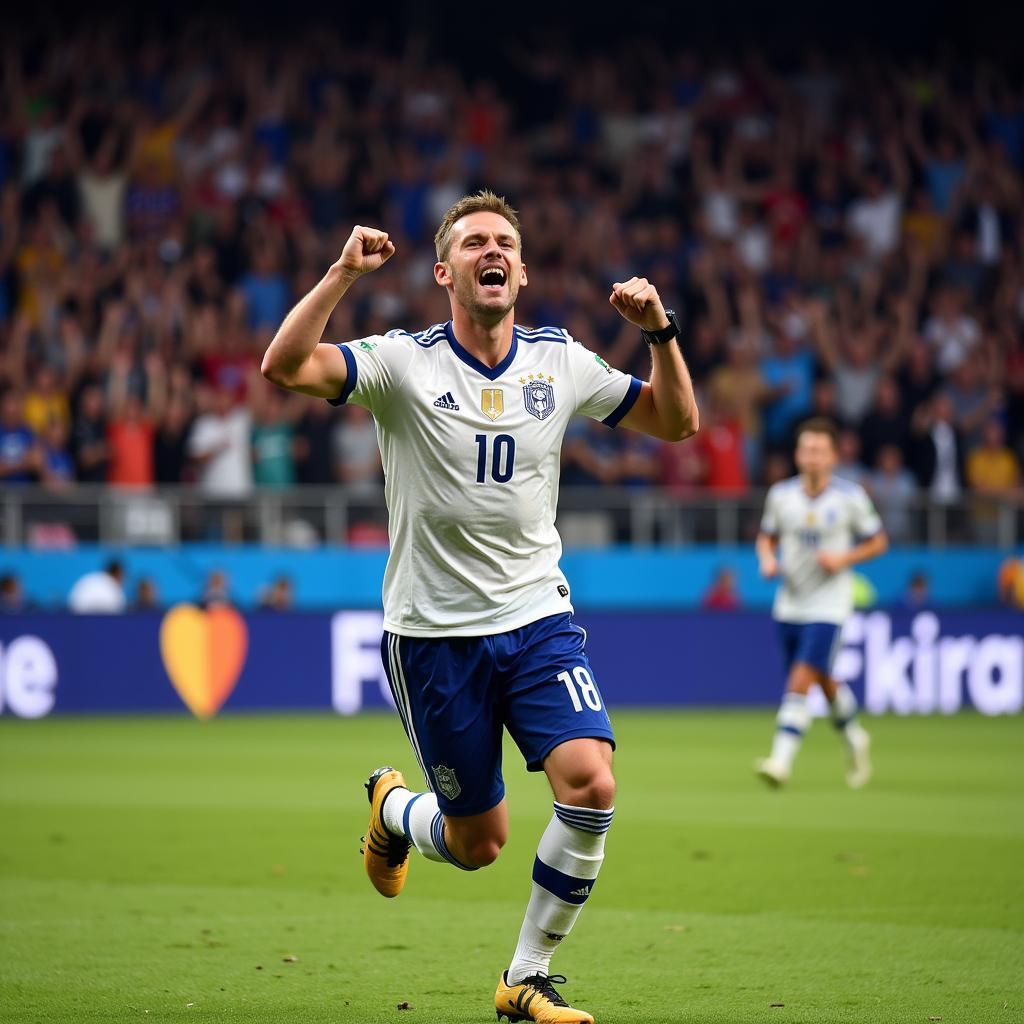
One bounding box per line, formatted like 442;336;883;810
435;212;527;325
795;431;837;480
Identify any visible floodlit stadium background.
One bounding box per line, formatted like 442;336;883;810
0;7;1021;1023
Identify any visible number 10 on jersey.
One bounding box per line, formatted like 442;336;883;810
474;434;516;483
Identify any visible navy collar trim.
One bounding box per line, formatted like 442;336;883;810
444;321;518;381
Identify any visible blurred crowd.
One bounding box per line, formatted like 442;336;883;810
0;559;294;613
1;21;1023;541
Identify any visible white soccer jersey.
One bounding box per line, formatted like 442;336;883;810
759;475;883;625
331;321;642;636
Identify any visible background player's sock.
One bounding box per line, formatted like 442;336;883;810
382;789;476;870
506;802;613;985
769;691;811;770
828;682;866;748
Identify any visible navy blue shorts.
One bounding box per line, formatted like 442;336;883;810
777;621;842;675
380;613;615;817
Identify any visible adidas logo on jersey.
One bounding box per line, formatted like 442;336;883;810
433;391;460;410
569;885;591;897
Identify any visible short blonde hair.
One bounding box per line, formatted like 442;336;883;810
434;190;521;261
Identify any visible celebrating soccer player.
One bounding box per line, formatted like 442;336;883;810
261;191;698;1023
754;419;889;790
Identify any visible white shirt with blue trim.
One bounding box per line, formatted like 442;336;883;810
759;474;883;625
331;321;642;636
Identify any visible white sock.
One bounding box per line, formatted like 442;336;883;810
769;692;811;770
506;803;613;985
382;788;475;870
828;682;864;749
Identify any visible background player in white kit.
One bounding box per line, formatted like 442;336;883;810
755;418;888;789
261;191;698;1023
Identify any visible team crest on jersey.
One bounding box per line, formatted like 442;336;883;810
522;375;556;421
481;388;504;421
432;763;461;800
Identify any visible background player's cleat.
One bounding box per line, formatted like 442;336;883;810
362;766;411;898
495;971;594;1024
846;727;872;789
754;757;790;788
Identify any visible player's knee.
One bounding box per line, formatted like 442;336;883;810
586;770;617;809
565;768;616;810
463;835;504;868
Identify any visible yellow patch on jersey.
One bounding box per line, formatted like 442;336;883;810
481;388;504;421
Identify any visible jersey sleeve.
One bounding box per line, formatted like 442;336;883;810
566;334;643;427
328;333;417;416
759;485;780;537
850;483;884;539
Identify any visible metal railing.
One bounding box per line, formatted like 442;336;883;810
0;485;1021;548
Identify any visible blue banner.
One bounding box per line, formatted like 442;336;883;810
0;545;1011;610
0;609;1019;719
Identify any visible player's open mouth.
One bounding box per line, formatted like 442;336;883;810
478;265;507;292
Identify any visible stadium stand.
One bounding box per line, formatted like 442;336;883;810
0;20;1022;546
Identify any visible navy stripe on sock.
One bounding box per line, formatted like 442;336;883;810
532;856;597;904
779;725;804;737
554;810;613;824
554;814;612;834
554;822;612;835
553;802;614;821
553;802;614;834
554;802;613;819
430;811;477;872
402;792;424;839
833;716;852;730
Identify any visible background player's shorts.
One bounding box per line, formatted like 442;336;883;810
381;613;615;817
777;620;842;675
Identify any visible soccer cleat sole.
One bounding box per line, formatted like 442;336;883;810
498;1014;593;1024
497;1011;594;1023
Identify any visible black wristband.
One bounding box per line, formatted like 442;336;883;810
640;309;681;346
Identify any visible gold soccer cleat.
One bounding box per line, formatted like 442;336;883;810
495;972;595;1024
361;766;411;898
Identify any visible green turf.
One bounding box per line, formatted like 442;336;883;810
1;711;1022;1024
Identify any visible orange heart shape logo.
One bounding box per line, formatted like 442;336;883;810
159;604;248;719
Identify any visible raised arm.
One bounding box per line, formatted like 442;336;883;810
610;278;699;443
261;226;395;398
805;298;840;373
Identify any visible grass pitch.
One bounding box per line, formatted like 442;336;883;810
1;710;1021;1024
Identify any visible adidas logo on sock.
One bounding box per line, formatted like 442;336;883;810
433;391;459;410
569;885;590;897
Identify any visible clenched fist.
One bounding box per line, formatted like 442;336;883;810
334;225;396;282
609;277;669;331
